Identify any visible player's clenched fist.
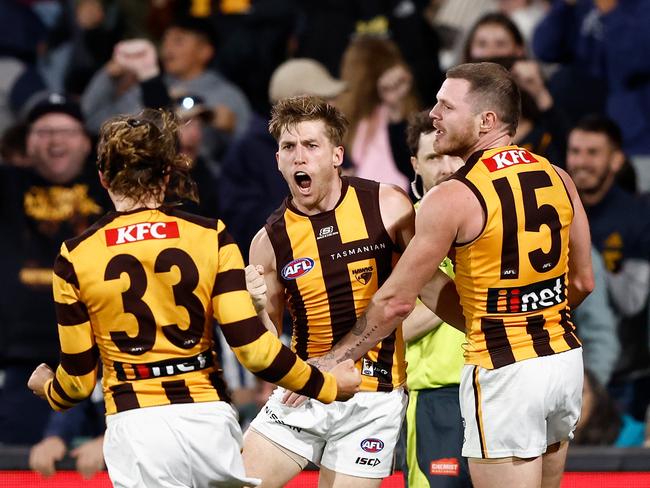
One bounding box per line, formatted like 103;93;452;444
245;264;267;313
330;359;361;401
28;363;55;399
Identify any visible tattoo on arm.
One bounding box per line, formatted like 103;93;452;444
351;315;368;336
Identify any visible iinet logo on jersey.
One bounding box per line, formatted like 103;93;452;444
486;274;566;314
105;222;180;246
483;148;538;172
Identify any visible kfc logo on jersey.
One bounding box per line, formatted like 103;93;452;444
281;258;315;280
487;274;566;313
361;438;384;453
105;222;179;246
483;148;538;172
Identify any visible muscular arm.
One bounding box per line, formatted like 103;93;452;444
319;181;469;364
402;303;443;342
555;166;595;307
379;183;415;252
248;228;284;335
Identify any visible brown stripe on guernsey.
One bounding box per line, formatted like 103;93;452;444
255;345;298;383
560;308;581;349
53;377;80;405
48;381;72;409
211;268;246;296
53;254;80;288
268;213;309;359
493;177;520;280
55;301;90;326
209;371;232;403
110;383;140;412
219;317;266;348
295;364;325;399
162;379;194;404
60;345;99;376
356;181;397;391
526;315;555;357
310;209;358;348
217;228;237;248
472;366;488;458
481;317;516;369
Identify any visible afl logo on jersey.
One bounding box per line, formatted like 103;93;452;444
360;438;384;453
281;258;315;280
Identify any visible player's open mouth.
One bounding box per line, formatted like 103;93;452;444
294;171;312;193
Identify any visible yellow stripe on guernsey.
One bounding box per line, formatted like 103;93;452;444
266;177;406;392
44;208;336;415
452;146;581;370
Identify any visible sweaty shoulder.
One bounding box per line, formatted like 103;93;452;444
379;183;415;252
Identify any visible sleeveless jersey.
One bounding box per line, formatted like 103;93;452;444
45;207;336;415
451;146;581;369
265;177;406;392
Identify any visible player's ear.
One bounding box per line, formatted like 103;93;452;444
333;145;344;168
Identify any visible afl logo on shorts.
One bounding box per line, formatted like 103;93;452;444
360;438;384;453
281;258;315;280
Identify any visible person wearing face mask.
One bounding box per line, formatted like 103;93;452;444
463;13;571;167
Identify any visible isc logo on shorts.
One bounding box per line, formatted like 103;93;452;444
281;258;315;280
483;148;538;172
486;275;565;313
360;438;384;453
105;222;180;246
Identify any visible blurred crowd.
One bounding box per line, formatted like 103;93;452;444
0;0;649;479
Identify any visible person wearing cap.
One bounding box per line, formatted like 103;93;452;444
0;92;109;445
81;16;251;138
219;58;347;254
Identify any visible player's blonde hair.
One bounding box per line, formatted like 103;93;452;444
269;95;349;146
97;108;198;205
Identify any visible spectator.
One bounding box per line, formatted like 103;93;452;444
463;12;571;166
533;0;650;157
0;93;109;445
29;383;105;479
338;35;420;192
219;58;347;253
81;16;251;138
170;94;221;218
572;248;620;387
566;114;650;422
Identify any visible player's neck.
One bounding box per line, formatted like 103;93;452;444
463;131;512;161
110;191;163;212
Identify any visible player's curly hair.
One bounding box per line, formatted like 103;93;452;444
269;95;349;146
97;108;198;205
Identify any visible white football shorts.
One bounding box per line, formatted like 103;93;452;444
460;348;583;459
104;401;260;487
247;387;407;478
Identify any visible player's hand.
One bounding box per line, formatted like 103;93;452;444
71;436;105;479
28;363;55;400
330;359;361;401
245;264;267;313
29;436;66;478
113;39;160;81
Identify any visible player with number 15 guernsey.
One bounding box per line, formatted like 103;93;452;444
27;109;360;488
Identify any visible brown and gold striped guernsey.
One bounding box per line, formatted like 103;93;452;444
266;177;407;392
45;207;337;415
451;146;581;370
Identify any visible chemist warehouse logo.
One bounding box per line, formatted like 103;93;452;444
486;275;566;313
105;222;180;246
